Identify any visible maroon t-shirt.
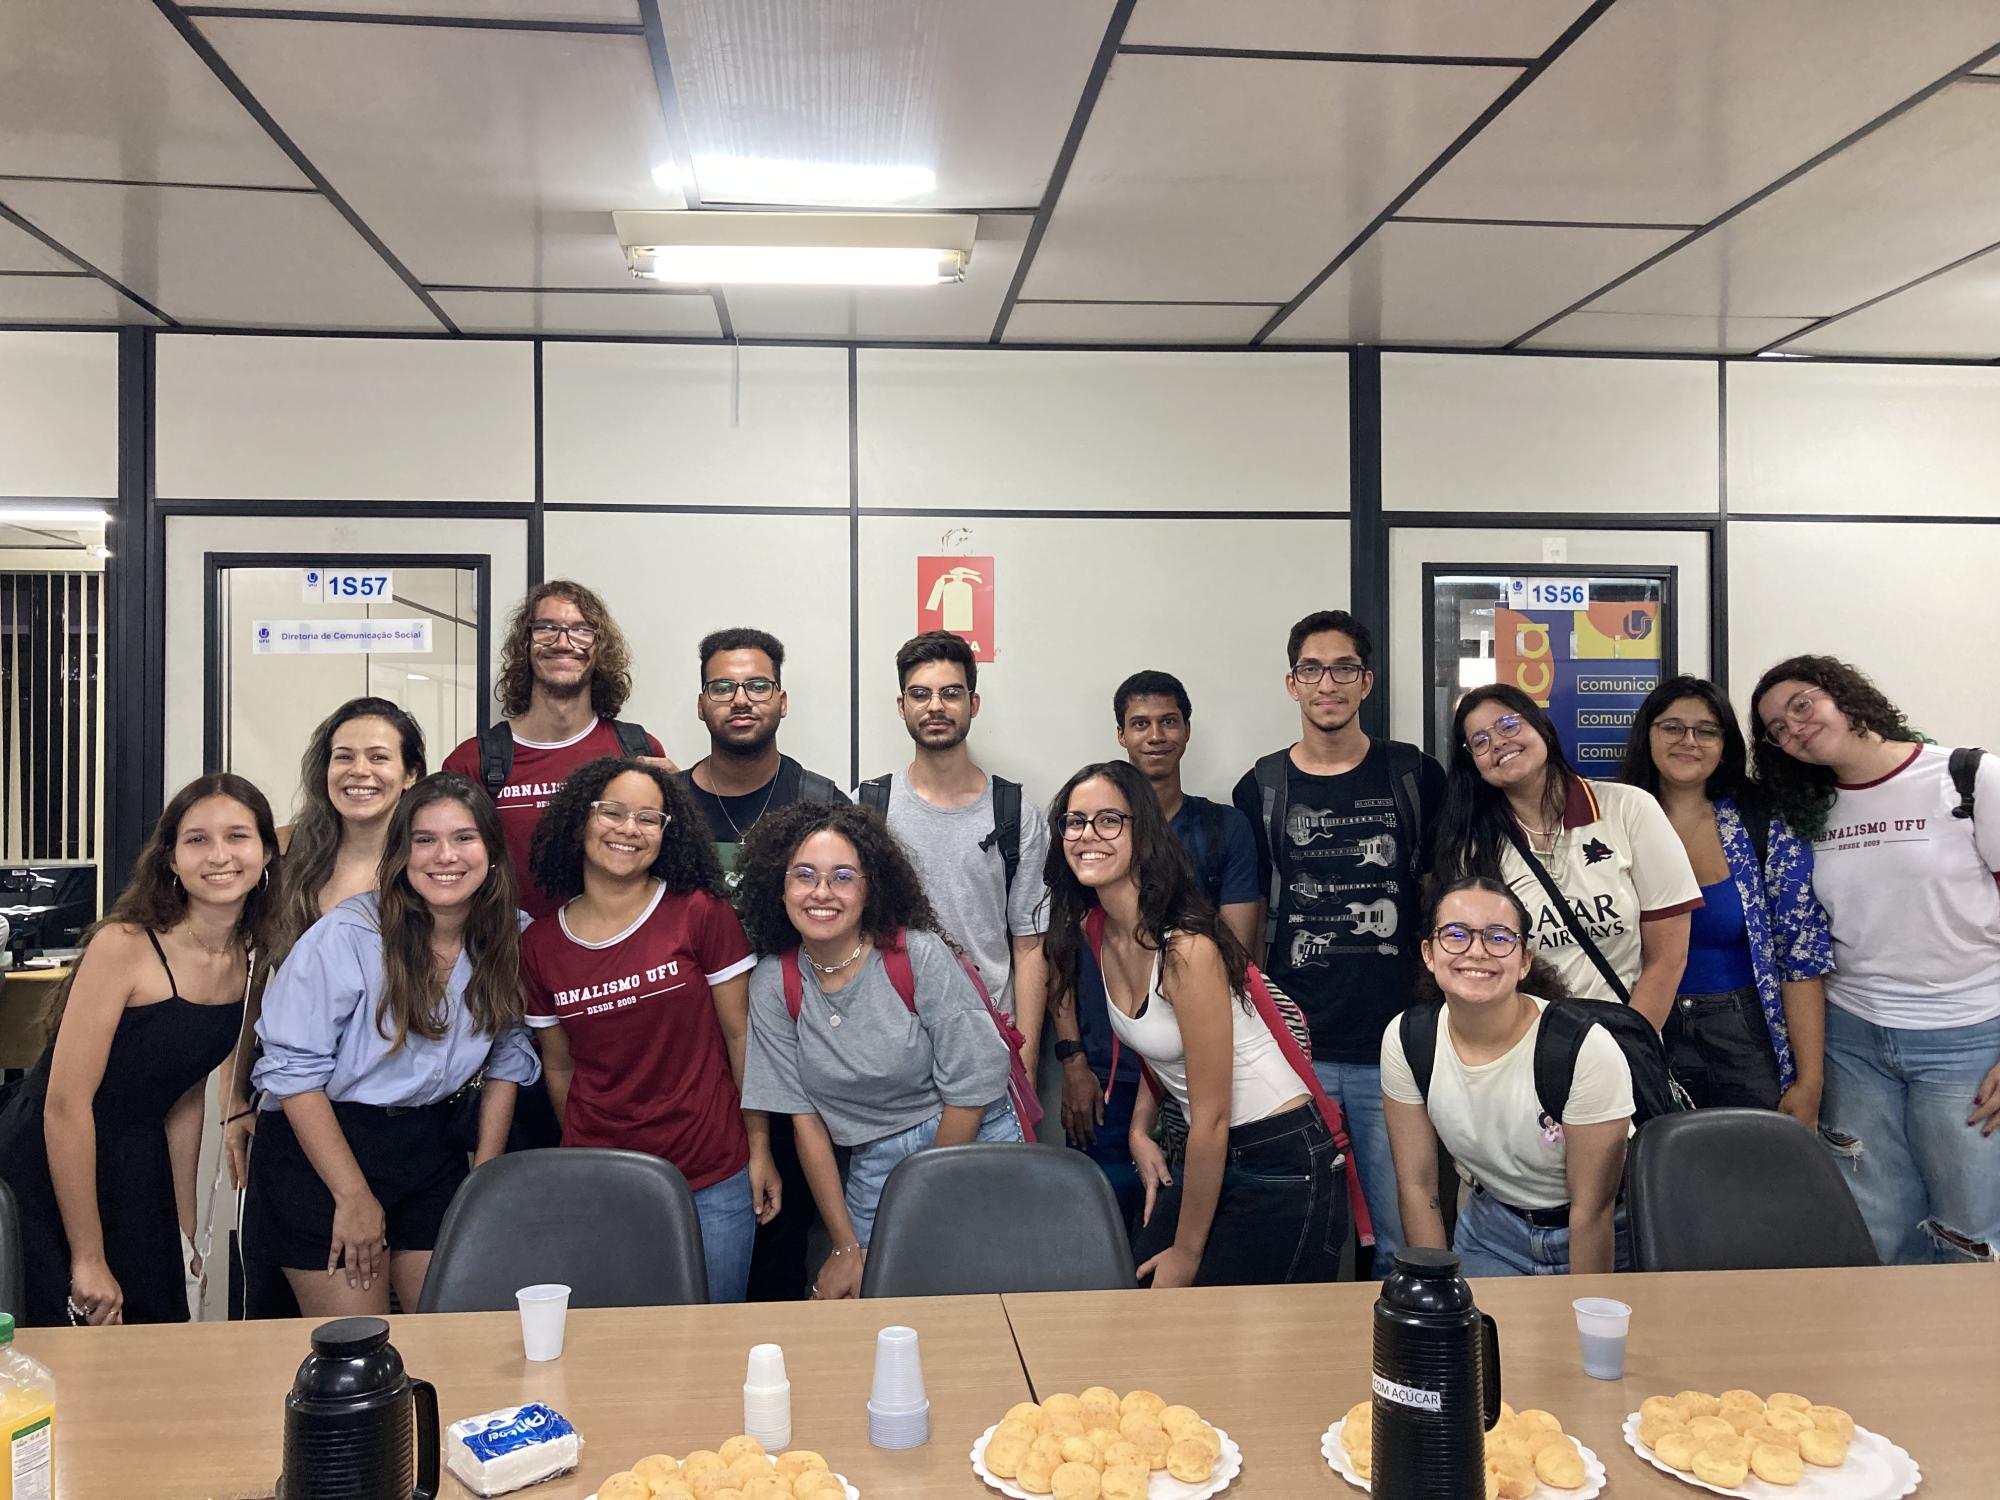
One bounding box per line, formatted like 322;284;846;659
443;719;662;921
521;883;754;1190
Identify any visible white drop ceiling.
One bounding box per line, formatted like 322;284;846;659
0;0;1996;358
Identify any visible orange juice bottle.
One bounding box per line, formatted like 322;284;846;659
0;1314;53;1500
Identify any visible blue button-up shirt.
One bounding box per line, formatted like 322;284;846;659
253;893;540;1108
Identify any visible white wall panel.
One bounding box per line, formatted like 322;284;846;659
543;344;849;509
1728;521;2000;747
544;510;852;784
0;332;118;498
858;349;1347;512
156;336;534;501
1383;353;1718;514
856;515;1348;805
1727;363;2000;518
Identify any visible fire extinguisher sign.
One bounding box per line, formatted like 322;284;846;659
915;555;995;662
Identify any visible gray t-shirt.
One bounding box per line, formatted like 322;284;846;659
871;769;1051;1019
741;928;1011;1147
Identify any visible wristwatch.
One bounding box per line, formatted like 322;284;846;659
1054;1039;1086;1064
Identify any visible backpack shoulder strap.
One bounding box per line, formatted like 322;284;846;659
879;928;920;1015
767;755;805;808
857;774;892;814
1531;1000;1594;1126
795;765;844;805
780;948;805;1022
1949;747;1983;822
1399;997;1443;1105
982;776;1023;894
1383;740;1425;877
476;721;515;799
609;719;653;759
1252;750;1291;947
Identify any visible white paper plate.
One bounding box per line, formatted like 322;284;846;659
1321;1417;1605;1499
970;1423;1242;1500
1621;1414;1920;1499
587;1477;857;1500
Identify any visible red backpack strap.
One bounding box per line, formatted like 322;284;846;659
780;948;804;1021
879;928;920;1015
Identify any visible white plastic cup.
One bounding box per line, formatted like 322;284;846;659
1572;1296;1632;1380
869;1325;927;1413
516;1283;572;1362
746;1342;789;1390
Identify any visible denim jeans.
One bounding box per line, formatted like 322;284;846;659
691;1165;757;1303
845;1100;1022;1247
1663;987;1782;1110
1820;1005;2000;1265
1452;1186;1635;1277
1311;1059;1403;1274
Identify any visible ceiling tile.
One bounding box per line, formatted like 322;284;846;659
1126;0;1594;59
189;1;639;17
197;18;684;288
1781;247;2000;359
1594;84;2000;323
1408;0;2000;224
664;0;1115;209
1269;221;1683;345
1023;53;1515;302
0;0;309;187
1002;301;1275;345
0;181;440;329
0;216;75;273
1523;310;1818;354
725;220;1025;341
0;274;158;326
434;288;720;337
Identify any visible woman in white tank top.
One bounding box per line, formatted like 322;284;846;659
1042;761;1346;1288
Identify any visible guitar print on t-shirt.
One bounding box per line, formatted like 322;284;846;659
1277;793;1406;967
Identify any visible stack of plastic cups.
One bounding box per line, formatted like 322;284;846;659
866;1325;929;1449
744;1344;793;1452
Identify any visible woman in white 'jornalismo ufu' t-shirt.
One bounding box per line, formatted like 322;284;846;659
1751;654;2000;1268
1382;877;1634;1277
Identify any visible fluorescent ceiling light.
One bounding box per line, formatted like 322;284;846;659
0;504;111;525
653;157;936;205
615;210;975;287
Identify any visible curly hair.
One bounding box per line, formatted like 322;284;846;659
496;580;633;720
733;801;947;957
529;756;723;903
1747;655;1919;839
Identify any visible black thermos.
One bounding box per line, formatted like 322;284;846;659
277;1317;439;1500
1370;1246;1502;1499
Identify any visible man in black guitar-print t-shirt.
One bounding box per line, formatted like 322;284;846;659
1233;610;1446;1274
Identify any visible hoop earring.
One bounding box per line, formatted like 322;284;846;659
259;868;271;890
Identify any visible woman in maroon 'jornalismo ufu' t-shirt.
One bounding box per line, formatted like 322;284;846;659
521;758;776;1302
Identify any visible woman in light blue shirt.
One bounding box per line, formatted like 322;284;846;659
245;772;539;1318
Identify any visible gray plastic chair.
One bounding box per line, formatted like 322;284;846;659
417;1148;709;1311
1628;1108;1879;1271
859;1142;1137;1297
0;1178;21;1320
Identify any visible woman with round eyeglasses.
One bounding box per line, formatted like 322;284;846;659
735;801;1018;1299
1750;655;2000;1266
1382;876;1635;1276
1435;686;1701;1025
519;757;772;1302
1618;676;1832;1119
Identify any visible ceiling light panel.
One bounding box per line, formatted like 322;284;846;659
1407;0;2000;224
723;220;1026;341
1270;221;1684;346
197;18;684;287
432;289;722;337
1126;0;1595;59
1782;247;2000;359
0;0;309;187
1522;310;1819;355
661;0;1115;208
188;1;639;17
1024;53;1516;302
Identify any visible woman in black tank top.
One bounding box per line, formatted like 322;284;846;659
0;774;280;1325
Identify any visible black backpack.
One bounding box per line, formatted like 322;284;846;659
476;718;654;800
858;773;1022;895
1949;747;1983;822
1399;994;1685;1130
768;755;846;810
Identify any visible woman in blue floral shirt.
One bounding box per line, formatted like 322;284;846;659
1620;676;1831;1123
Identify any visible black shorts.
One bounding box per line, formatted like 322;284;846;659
244;1100;468;1271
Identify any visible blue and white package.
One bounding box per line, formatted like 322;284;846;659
445;1403;583;1496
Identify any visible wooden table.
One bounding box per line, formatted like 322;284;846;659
17;1295;1030;1500
1001;1264;1994;1496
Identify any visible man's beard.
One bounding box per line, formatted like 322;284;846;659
711;720;780;757
907;717;969;751
534;666;588;702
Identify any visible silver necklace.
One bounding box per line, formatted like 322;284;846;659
704;758;777;840
806;942;865;976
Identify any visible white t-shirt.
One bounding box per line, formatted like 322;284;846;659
1499;779;1702;1003
1811;744;2000;1029
1381;998;1635;1211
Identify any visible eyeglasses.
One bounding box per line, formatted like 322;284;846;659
1652;719;1724;745
787;864;862;890
1291;661;1367;685
1762;688;1824;745
1059;809;1131;841
589;800;667;832
1465;713;1527;757
528;620;597;647
1431;923;1522;956
703;676;777;703
902;684;970;706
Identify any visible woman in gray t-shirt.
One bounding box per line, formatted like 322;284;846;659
736;802;1018;1298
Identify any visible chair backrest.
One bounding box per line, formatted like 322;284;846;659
859;1143;1136;1298
0;1178;21;1320
1627;1108;1879;1272
417;1148;708;1312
